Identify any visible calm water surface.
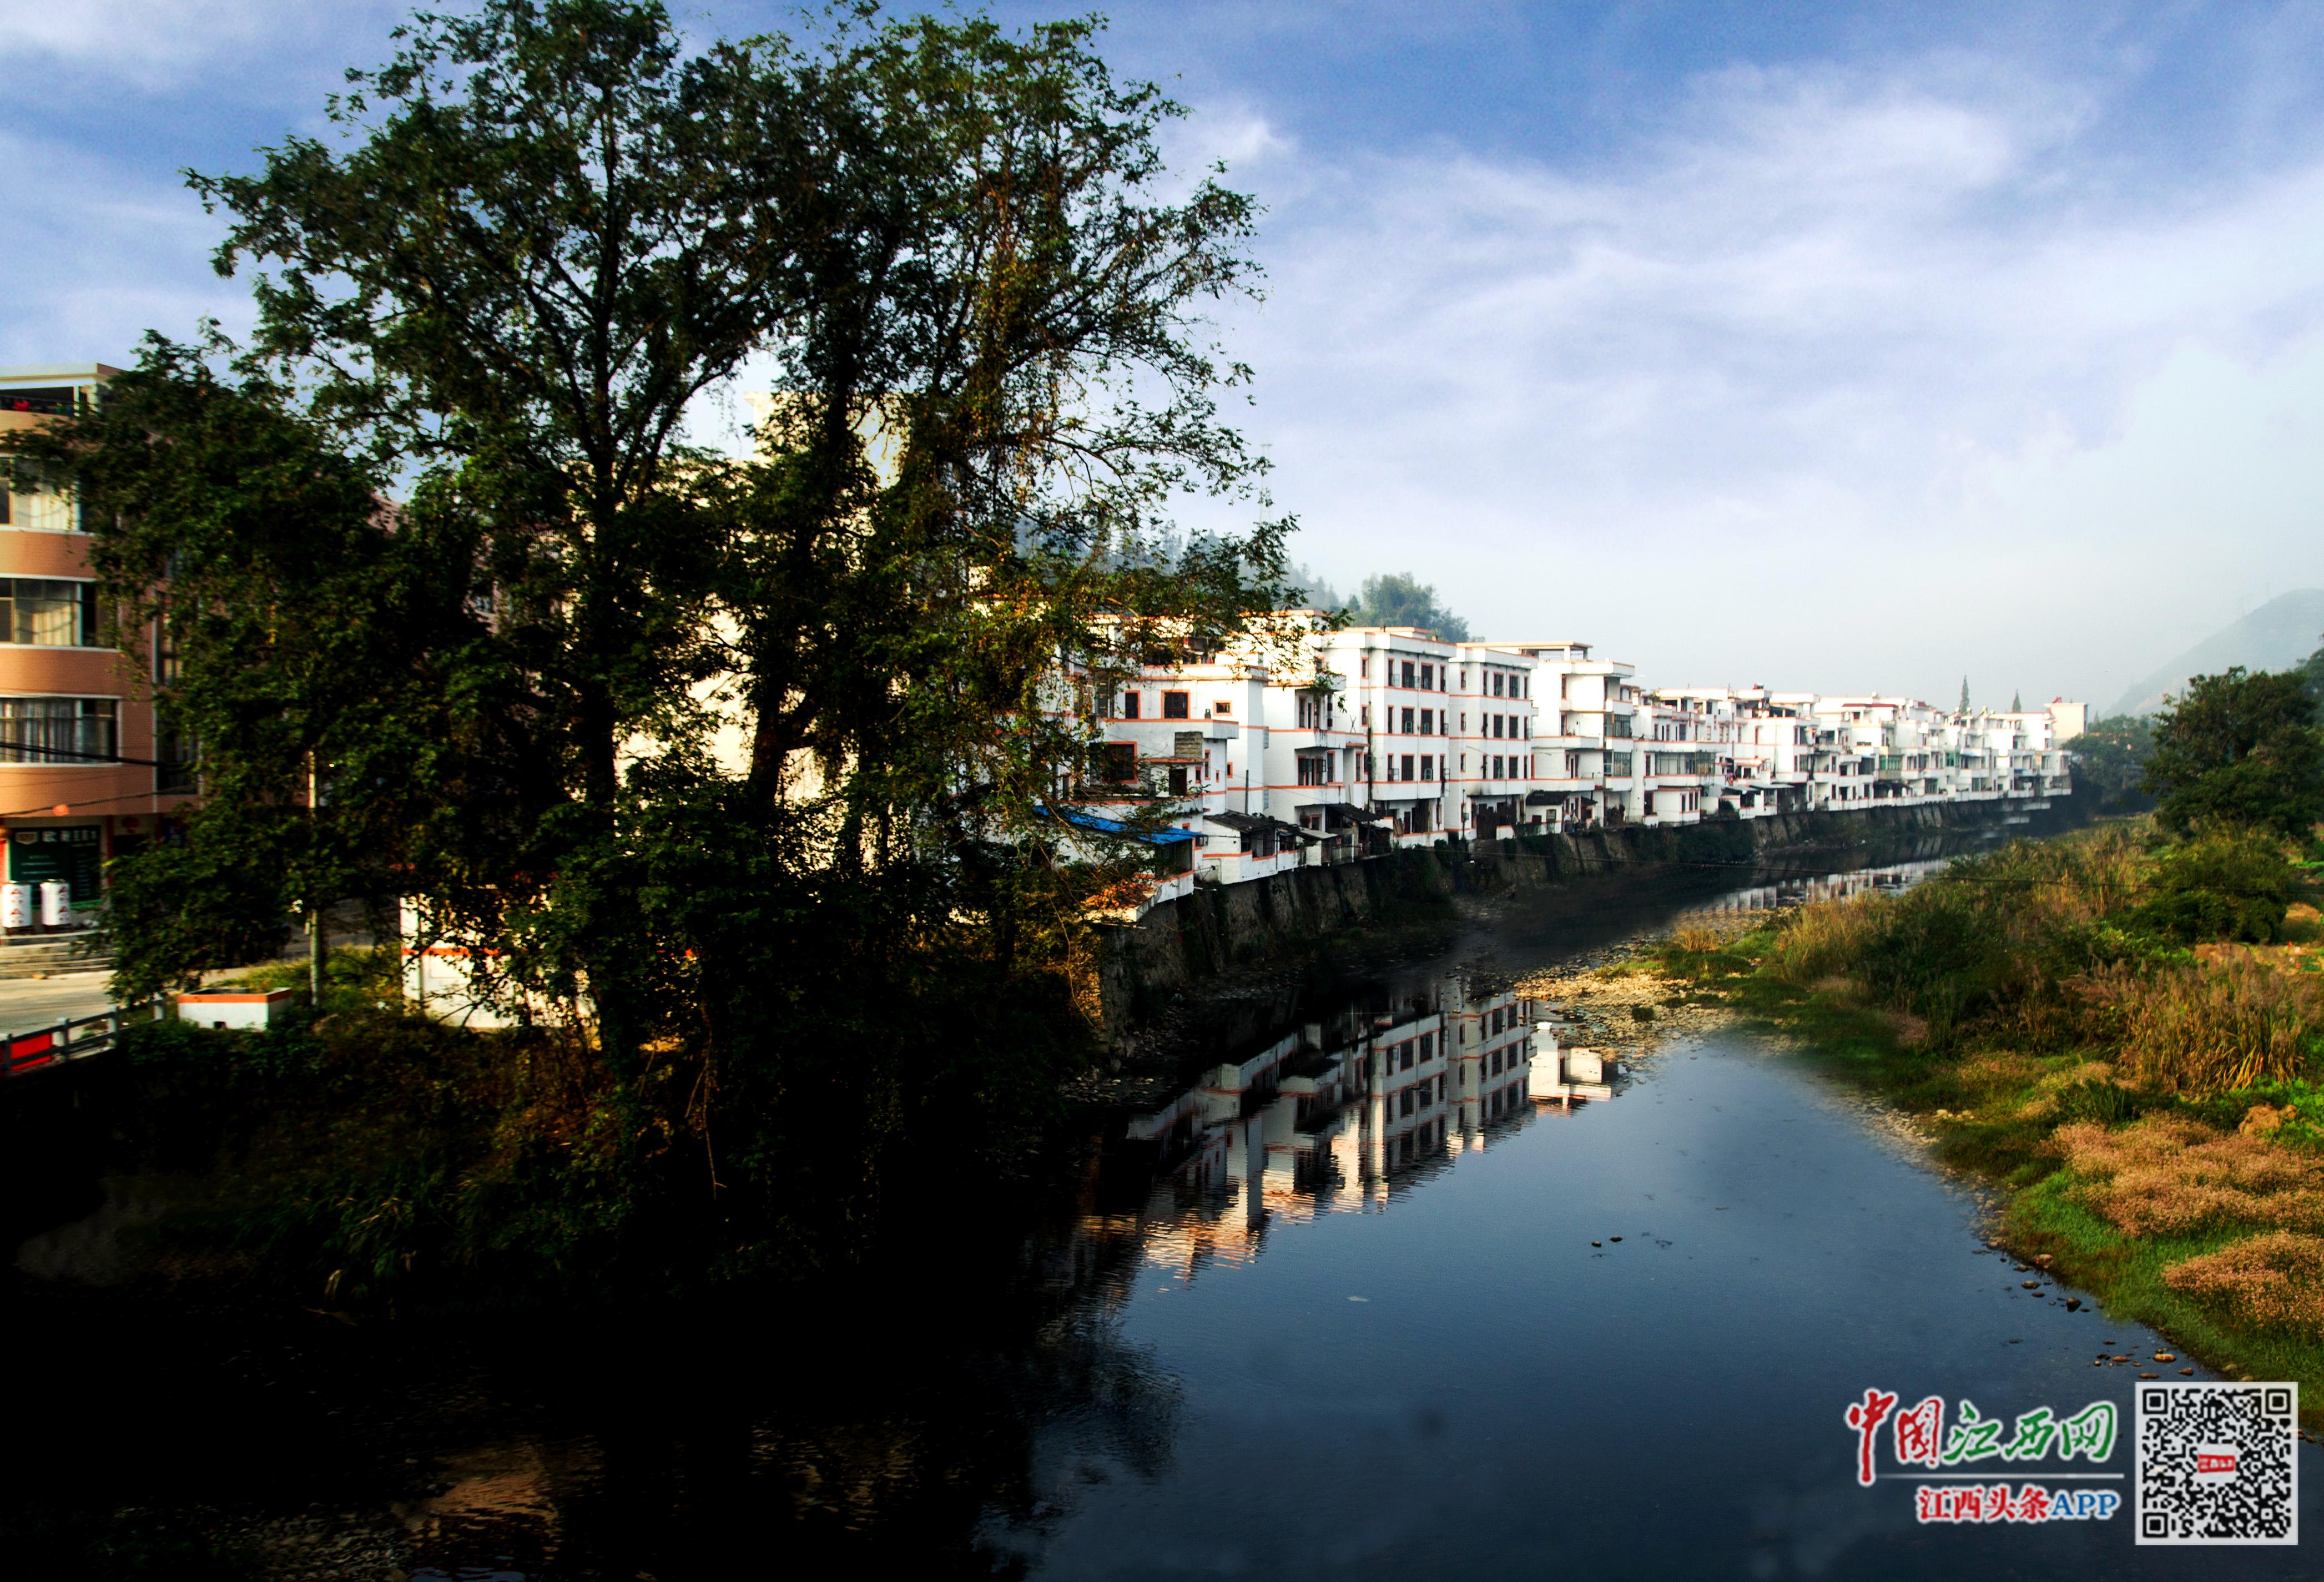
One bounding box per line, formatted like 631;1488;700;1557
17;860;2316;1578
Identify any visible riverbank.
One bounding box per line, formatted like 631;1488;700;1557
1634;820;2324;1417
1097;795;2083;1071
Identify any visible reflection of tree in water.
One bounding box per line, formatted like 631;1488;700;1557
399;1227;1180;1579
396;972;1577;1576
756;1299;1182;1578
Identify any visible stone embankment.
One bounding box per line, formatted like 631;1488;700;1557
1095;795;2078;1056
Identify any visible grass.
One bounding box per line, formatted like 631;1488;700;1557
1653;819;2324;1416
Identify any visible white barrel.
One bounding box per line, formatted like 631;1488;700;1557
0;883;31;931
38;881;68;927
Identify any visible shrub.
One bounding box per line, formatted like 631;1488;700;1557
2164;1231;2324;1337
2053;1079;2146;1125
2131;827;2298;944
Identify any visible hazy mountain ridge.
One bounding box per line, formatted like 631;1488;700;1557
2108;589;2324;717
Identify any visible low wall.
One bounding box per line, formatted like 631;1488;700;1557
1093;794;2078;1050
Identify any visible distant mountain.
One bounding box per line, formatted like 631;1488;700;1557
2108;589;2324;717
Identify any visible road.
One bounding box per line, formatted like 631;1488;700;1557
0;971;120;1037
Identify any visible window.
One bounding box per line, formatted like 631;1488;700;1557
1400;707;1414;734
1419;708;1433;735
1421;755;1435;781
1122;691;1141;719
1399;1089;1415;1116
0;580;97;647
154;714;197;793
3;467;77;532
1400;661;1415;688
1399;1040;1414;1070
1162;691;1190;719
1420;1032;1434;1061
1493;755;1504;778
1420;664;1434;690
1213;700;1232;717
1296;692;1324;729
1297;752;1331;787
1402;754;1414;781
1493;672;1504;697
1100;742;1137;783
0;697;117;763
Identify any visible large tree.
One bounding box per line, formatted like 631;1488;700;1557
32;2;1288;1259
2142;666;2324;837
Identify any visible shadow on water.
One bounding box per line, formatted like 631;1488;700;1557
14;840;2310;1579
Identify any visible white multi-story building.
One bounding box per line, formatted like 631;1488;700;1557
1308;625;1458;845
1446;641;1542;839
1059;614;2086;914
1489;642;1637;830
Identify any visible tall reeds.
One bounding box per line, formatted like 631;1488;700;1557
1765;895;1885;988
2083;958;2324;1094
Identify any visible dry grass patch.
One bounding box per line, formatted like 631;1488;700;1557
2165;1232;2324;1338
2056;1116;2324;1236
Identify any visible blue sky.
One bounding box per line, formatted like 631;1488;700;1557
7;1;2324;707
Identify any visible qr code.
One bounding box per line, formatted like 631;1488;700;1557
2135;1382;2298;1544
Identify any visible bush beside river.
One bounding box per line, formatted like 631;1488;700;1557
32;946;1097;1309
1651;820;2324;1408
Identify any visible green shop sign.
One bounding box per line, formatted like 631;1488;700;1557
9;825;103;903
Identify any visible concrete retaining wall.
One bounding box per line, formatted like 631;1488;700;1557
1093;795;2077;1047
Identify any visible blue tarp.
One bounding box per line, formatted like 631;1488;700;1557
1039;805;1197;844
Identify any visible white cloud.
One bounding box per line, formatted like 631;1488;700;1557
0;2;400;91
0;131;248;366
1219;58;2324;704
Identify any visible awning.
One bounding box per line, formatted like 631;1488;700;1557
1525;790;1561;805
1201;811;1269;834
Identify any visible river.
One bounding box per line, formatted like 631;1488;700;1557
10;855;2316;1578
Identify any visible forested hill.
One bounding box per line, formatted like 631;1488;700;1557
2109;588;2324;716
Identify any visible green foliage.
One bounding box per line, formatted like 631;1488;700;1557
2132;828;2298;944
1350;572;1469;640
15;4;1299;1285
2054;1078;2147;1125
2145;666;2324;837
2071;714;2156;814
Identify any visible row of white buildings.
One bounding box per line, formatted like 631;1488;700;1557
1073;621;2085;900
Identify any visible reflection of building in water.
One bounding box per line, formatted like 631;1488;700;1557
1676;859;1948;919
1113;976;1564;1278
